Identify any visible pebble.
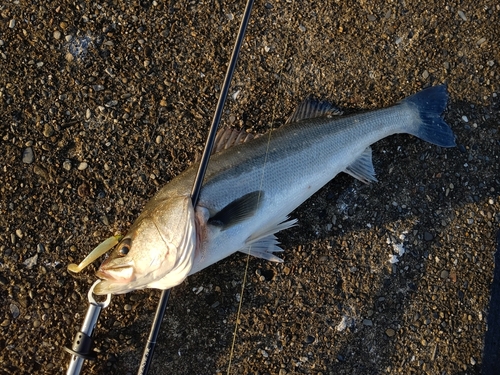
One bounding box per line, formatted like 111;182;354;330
462;115;469;122
22;147;34;164
363;319;373;326
86;108;91;119
77;162;88;170
100;215;109;226
424;232;433;241
43;124;54;138
155;135;163;144
10;304;20;318
124;304;132;311
53;30;61;40
77;182;90;197
422;70;429;79
440;270;449;279
9;19;16;28
23;254;38;269
385;328;396;337
33;165;49;181
63;159;72;171
458;10;467;21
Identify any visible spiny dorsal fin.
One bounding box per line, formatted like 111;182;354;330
208;191;264;229
214;127;258;153
194;128;260;163
344;147;378;184
285;97;343;125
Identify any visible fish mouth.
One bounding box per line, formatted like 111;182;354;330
93;278;133;295
96;263;134;283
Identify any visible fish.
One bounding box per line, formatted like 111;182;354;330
94;85;455;295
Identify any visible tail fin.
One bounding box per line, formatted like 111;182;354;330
402;85;456;147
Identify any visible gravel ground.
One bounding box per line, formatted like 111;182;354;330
1;1;499;374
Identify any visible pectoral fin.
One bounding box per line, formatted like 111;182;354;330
344;147;378;184
208;191;264;229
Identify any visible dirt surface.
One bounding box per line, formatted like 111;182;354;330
1;1;499;374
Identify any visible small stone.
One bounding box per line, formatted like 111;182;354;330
155;135;163;144
22;147;34;164
23;254;38;269
476;37;486;46
363;319;373;326
78;162;88;170
124;304;132;311
304;335;315;344
10;304;20;318
65;52;74;62
77;182;90;197
86;108;91;119
160;98;168;106
422;70;429;79
34;165;50;181
43;124;54;138
385;328;396;337
63;159;72;171
458;10;467;21
440;270;449;279
33;320;41;328
9;19;16;28
100;215;109;226
299;25;306;32
53;30;61;40
424;232;433;241
462;115;469;122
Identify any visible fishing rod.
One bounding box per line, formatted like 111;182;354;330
137;1;255;373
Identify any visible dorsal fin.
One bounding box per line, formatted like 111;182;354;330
194;128;260;163
285;97;343;125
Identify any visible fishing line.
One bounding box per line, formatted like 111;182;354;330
226;0;296;373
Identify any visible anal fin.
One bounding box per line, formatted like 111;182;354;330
344;147;378;184
240;218;298;262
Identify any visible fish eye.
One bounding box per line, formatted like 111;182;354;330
118;238;132;256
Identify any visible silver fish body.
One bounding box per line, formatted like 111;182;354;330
94;85;455;295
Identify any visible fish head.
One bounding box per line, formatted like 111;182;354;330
94;195;196;295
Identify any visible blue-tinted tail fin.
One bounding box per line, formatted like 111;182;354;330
402;85;456;147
